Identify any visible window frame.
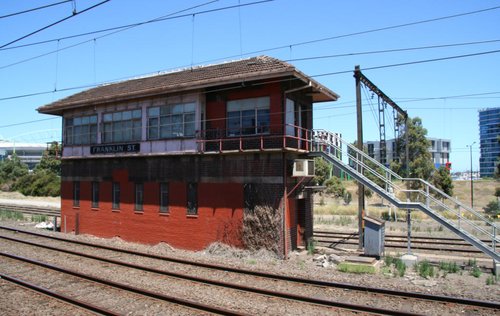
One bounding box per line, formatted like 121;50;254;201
102;109;142;144
91;181;99;208
159;182;169;213
147;102;196;140
64;115;98;145
187;182;197;215
73;181;80;207
112;182;120;210
226;96;270;137
135;183;144;211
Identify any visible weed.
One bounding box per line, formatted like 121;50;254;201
247;259;257;265
334;216;353;226
437;225;444;232
307;238;316;256
31;215;47;223
384;255;394;267
394;258;406;277
338;262;376;274
439;261;460;274
470;266;482;278
0;210;24;221
416;260;435;278
468;258;477;267
486;275;498;285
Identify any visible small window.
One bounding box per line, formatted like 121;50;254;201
73;181;80;207
91;182;99;208
160;182;169;213
135;183;144;211
112;182;120;210
187;182;197;215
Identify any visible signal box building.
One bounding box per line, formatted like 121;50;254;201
38;56;339;257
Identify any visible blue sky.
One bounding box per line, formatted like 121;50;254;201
1;0;499;172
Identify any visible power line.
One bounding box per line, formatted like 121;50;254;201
2;48;500;102
286;39;500;62
195;5;500;65
0;0;273;70
0;0;111;49
0;117;59;129
0;0;72;19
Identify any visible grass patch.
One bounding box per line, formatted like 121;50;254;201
0;209;24;221
338;262;376;274
416;260;435;278
439;261;460;274
31;214;48;223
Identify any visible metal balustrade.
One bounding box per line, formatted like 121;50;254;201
310;129;499;262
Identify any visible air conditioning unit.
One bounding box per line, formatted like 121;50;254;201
292;159;315;177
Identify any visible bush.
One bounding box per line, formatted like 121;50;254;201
14;170;60;197
324;176;345;197
483;200;500;217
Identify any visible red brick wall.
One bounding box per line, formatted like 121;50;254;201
61;175;244;250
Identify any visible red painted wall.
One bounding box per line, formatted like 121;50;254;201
60;172;244;251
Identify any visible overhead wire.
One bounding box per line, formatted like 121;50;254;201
0;0;111;49
0;0;72;19
0;0;271;70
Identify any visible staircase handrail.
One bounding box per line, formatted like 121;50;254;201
311;129;498;234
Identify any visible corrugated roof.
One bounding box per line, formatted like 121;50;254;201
38;56;338;114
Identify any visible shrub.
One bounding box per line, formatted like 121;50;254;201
439;261;460;273
483;200;500;217
324;176;345;197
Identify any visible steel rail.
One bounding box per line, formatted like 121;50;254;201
0;252;242;316
0;272;119;316
0;234;416;315
314;230;492;242
0;203;60;216
1;225;499;311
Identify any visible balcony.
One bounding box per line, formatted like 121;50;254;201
196;124;312;153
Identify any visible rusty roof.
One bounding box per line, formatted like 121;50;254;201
38;56;339;114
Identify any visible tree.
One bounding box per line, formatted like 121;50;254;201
0;153;29;190
390;117;434;181
12;142;61;197
313;157;331;185
432;166;454;197
36;141;61;175
483;200;500;218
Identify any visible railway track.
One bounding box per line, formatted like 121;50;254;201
0;203;60;217
0;225;498;315
314;230;490;256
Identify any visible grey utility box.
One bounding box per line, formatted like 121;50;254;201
364;216;385;258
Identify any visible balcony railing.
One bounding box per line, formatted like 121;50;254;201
196;124;312;153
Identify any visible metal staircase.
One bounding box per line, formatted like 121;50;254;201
310;129;499;263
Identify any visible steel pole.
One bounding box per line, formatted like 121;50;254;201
355;65;365;251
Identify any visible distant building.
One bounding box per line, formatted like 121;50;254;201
365;137;451;168
479;107;500;178
0;141;46;170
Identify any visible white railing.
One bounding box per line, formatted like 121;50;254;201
311;129;498;258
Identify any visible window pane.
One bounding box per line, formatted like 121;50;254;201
92;182;99;208
184;103;195;112
184;113;195;137
103;113;113;122
160;182;168;213
113;112;122;121
81;116;89;125
171;104;183;114
187;183;197;215
227;112;240;136
160;105;171;115
241;109;255;135
257;109;270;133
133;109;142;119
112;182;120;209
74;117;82;125
73;182;80;207
89;115;97;124
135;183;143;211
148;107;160;117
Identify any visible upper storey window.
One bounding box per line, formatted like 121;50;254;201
227;96;270;136
147;103;195;139
102;110;142;143
64;115;97;145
